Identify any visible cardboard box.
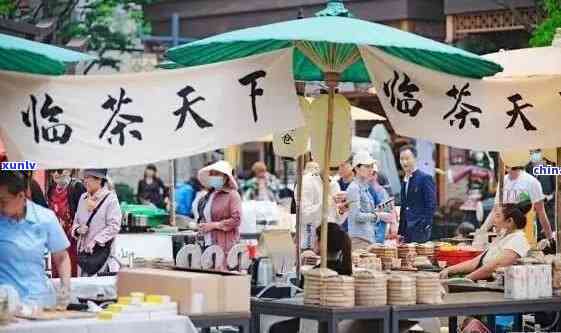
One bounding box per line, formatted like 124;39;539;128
220;274;251;313
117;268;250;315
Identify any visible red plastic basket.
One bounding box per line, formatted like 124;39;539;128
436;249;483;266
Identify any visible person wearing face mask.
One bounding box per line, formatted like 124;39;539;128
440;201;531;281
196;161;242;267
398;145;437;243
72;169;121;276
0;171;71;308
47;169;86;277
525;149;556;240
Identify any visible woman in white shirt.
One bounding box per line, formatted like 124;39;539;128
440;201;531;281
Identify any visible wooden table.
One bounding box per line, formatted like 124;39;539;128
390;292;561;333
251;297;390;333
188;312;250;333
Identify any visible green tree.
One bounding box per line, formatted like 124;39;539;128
1;0;152;74
530;0;561;46
0;0;16;16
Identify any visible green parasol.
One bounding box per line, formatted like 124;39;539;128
0;33;95;75
167;0;503;268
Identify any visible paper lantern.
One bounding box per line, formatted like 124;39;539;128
273;96;311;158
310;94;352;168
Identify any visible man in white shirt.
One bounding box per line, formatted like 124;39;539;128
479;166;554;249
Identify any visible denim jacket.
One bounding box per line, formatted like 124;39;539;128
347;180;381;243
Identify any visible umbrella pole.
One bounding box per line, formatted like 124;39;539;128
320;72;339;269
554;147;561;254
498;154;504;205
169;160;176;226
295;155;304;279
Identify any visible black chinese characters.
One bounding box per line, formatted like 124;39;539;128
506;93;537;131
383;71;423;117
173;85;213;130
21;94;73;144
282;132;294;145
99;88;144;146
239;70;266;122
444;83;482;129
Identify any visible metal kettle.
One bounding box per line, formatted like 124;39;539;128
252;257;274;287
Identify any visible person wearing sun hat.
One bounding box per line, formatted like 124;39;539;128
196;161;242;266
346;150;387;250
71;169;121;276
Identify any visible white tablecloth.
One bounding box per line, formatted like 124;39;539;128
0;316;196;333
51;276;117;301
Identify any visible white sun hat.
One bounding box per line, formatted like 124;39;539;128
198;160;238;190
352;150;375;169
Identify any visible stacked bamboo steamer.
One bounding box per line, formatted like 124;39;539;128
553;257;561;296
321;275;355;307
358;253;382;271
352;251;362;267
387;274;416;305
304;268;355;307
353;270;388;306
304;268;338;306
384;246;398;259
398;243;417;259
398;244;417;269
416;243;436;261
369;245;398;270
368;244;386;258
415;272;443;304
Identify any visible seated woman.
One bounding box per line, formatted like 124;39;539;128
440;201;531;281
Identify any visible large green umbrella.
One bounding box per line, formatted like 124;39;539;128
167;0;503;268
0;33;94;75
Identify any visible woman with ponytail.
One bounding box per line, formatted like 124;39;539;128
441;200;531;281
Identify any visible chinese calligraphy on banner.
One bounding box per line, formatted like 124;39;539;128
0;49;302;169
360;46;561;151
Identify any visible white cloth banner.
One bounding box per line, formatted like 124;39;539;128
360;46;561;151
0;48;302;168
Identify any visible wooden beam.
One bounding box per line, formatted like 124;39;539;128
400;19;415;32
146;0;392;22
0;19;42;36
445;15;455;43
0;18;56;40
437;144;449;206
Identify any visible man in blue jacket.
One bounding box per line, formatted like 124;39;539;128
398;145;436;243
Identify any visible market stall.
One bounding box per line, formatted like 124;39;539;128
162;1;561;332
3;2;561;333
